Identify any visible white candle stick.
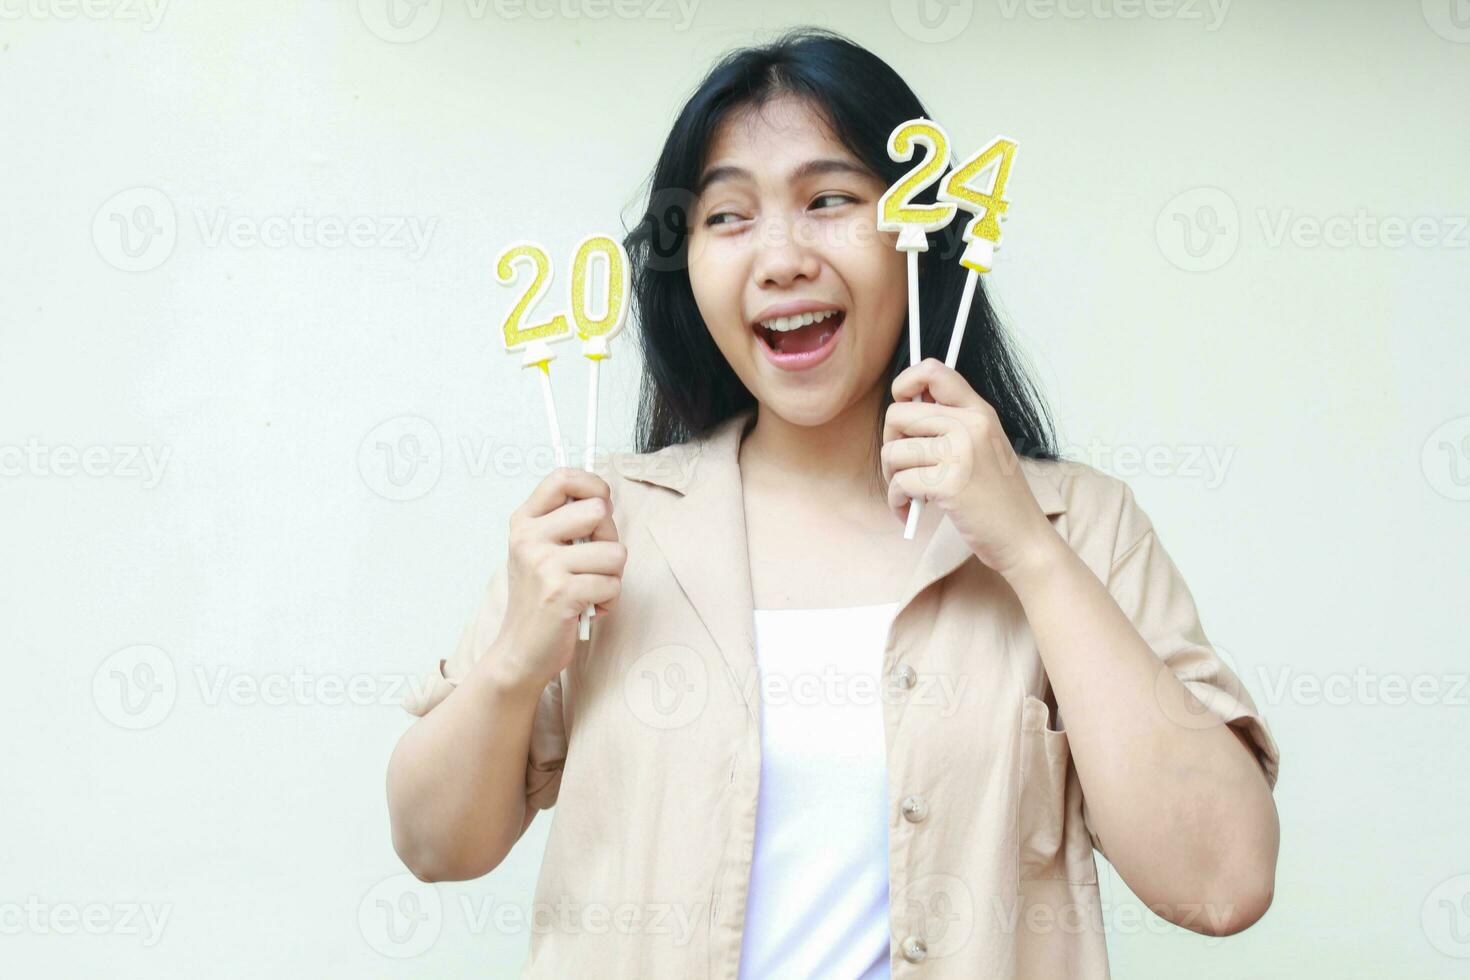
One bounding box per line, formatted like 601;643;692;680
538;364;568;469
901;247;927;541
876;118;959;540
570;234;630;641
574;357;600;639
583;362;599;474
945;266;980;368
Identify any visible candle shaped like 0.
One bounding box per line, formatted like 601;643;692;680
568;233;630;641
876;118;958;540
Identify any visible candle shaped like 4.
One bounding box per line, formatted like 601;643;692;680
876;118;958;540
935;135;1018;369
568;234;630;641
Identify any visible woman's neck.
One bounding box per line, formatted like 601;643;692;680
738;388;885;501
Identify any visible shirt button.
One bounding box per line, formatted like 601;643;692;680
901;935;928;962
895;664;917;689
901;794;929;823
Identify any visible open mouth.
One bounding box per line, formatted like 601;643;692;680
753;307;846;358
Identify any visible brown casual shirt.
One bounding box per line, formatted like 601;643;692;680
402;405;1281;978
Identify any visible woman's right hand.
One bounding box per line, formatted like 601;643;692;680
491;467;626;693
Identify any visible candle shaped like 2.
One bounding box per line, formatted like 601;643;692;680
876;118;958;539
496;240;578;635
497;242;575;465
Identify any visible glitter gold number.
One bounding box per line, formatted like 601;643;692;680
497;243;571;358
938;136;1018;273
569;234;629;359
877;120;957;241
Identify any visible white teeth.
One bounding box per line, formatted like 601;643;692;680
758;309;840;332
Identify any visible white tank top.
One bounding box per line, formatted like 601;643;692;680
736;601;900;980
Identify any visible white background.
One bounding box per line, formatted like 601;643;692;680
2;0;1467;976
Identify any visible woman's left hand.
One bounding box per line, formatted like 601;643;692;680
882;357;1060;579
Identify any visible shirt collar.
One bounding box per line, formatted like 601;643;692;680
621;405;1067;724
618;404;1067;519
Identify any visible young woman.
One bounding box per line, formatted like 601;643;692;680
386;27;1281;979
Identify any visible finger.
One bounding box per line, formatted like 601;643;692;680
569;572;622;612
888;464;946;514
519;467;611;520
587;510;619;543
536;496;610;543
891;357;986;409
883;402;960;448
556;540;628;577
880;434;945;486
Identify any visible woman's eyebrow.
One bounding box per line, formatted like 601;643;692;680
695;157;872;195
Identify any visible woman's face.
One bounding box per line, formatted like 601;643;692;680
688;95;906;427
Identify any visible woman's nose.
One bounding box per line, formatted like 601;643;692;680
751;215;820;288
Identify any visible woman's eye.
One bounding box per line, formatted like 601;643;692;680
704;211;744;227
811;193;856;210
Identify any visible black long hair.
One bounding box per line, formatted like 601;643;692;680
621;26;1059;470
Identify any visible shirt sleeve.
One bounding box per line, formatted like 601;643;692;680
1102;482;1281;787
400;556;568;811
